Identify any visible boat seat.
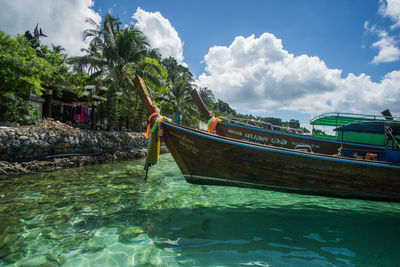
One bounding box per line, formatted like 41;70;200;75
295;144;313;153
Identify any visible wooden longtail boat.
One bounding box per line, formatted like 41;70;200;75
134;76;400;202
191;88;396;155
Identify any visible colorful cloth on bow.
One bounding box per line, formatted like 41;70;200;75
207;116;222;134
145;109;170;167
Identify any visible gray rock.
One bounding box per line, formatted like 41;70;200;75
19;136;29;141
0;120;149;176
40;132;48;140
86;237;106;252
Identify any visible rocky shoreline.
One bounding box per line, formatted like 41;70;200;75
0;119;165;177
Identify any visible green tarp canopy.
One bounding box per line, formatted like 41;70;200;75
335;121;400;135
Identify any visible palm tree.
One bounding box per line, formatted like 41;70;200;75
162;77;198;125
51;44;66;57
71;14;165;130
161;57;193;85
75;14;150;81
198;86;215;109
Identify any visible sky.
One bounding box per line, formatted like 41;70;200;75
1;0;400;127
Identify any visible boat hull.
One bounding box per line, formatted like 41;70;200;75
163;122;400;202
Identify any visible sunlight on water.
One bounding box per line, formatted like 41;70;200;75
1;153;400;266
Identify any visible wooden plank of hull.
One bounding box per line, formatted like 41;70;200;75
163;122;400;202
216;121;386;155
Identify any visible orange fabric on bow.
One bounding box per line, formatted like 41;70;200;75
208;117;222;134
145;109;160;139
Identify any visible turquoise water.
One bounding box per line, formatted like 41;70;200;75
1;154;400;266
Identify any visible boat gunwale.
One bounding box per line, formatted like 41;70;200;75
165;122;400;169
220;121;385;149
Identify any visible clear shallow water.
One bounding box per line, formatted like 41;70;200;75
1;154;400;266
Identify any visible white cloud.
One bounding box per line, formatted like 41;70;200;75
364;1;400;64
364;21;400;64
371;34;400;63
132;7;186;66
0;0;101;56
379;0;400;29
198;33;400;115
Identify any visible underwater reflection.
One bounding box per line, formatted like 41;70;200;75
0;154;400;266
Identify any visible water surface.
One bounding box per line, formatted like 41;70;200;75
1;154;400;266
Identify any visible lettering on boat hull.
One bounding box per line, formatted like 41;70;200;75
227;129;243;136
244;133;269;143
169;131;199;154
241;132;288;147
222;125;326;151
271;138;288;146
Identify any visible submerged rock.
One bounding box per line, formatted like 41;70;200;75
0;234;18;250
86;237;106;252
19;255;48;266
45;253;66;265
3;251;23;264
119;226;144;243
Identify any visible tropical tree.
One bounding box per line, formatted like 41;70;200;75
51;44;66;56
198;86;215;109
213;99;236;116
161;57;193;84
157;57;200;125
71;14;166;130
159;77;198;126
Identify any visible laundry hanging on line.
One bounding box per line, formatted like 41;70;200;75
73;105;90;122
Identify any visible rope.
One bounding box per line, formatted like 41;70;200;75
386;126;400;149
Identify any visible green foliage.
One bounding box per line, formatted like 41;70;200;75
198;87;215;109
204;95;309;131
105;85;118;130
288;119;300;129
259;117;283;126
141;57;169;94
0;92;38;124
161;57;193;83
158;75;200;127
0;32;49;97
212;99;237;116
0;31;89;124
0;31;87;124
41;45;88;97
313;128;325;135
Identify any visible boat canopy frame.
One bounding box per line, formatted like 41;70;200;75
221;116;304;134
310;112;400;127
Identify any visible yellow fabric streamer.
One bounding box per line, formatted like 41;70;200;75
146;116;170;166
